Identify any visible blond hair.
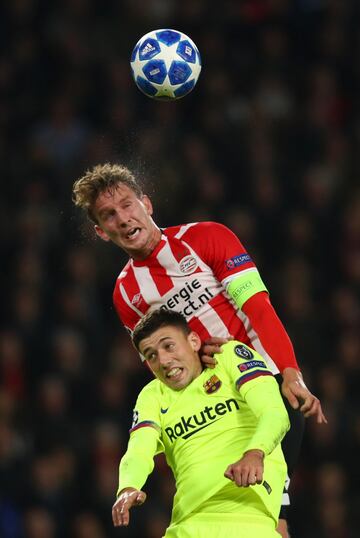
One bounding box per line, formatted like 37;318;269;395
72;163;143;223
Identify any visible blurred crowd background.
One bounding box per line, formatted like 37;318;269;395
1;0;359;537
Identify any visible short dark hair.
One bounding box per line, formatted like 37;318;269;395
132;309;191;352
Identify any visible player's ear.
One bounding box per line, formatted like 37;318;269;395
142;195;153;215
188;331;201;352
94;225;111;242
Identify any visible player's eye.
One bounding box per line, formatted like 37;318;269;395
102;210;114;220
147;352;157;362
165;343;175;351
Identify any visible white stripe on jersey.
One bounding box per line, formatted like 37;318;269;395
236;308;279;375
156;238;179;273
132;265;161;304
180;240;214;273
174;223;198;239
196;304;230;338
119;283;143;317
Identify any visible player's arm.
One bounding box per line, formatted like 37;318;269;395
117;425;160;496
224;342;289;486
112;386;163;527
188;222;266;366
239;291;326;423
113;271;143;334
112;427;159;527
196;221;299;375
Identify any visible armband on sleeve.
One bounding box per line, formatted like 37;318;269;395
226;271;268;310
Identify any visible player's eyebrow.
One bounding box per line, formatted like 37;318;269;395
141;336;173;356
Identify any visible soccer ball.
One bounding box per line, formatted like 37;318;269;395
130;29;202;100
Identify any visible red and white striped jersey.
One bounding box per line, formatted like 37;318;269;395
113;222;279;373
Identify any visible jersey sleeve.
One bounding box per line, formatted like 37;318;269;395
117;382;164;496
242;291;299;372
219;341;290;456
129;381;162;437
186;222;268;306
113;276;141;334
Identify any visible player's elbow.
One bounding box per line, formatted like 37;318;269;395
271;404;290;442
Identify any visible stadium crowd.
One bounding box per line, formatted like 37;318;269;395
0;1;359;536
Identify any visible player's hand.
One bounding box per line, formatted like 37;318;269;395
112;487;147;527
281;367;327;424
224;449;264;487
200;336;234;368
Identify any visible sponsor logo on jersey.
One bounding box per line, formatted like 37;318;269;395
203;375;222;394
160;277;215;318
179;255;198;274
165;398;240;443
234;344;254;360
238;360;266;372
132;410;139;428
225;253;252;270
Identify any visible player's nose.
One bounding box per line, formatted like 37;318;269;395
116;211;130;225
158;350;172;366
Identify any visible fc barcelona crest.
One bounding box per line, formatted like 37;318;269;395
203;375;222;394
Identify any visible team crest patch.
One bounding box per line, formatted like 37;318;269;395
238;360;266;372
203;375;222;394
179;255;198;274
234;344;254;360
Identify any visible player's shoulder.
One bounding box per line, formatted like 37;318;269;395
218;341;266;366
186;221;229;233
137;378;163;402
115;259;132;283
164;221;230;240
112;260;132;303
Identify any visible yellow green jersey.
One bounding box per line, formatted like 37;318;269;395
118;341;289;527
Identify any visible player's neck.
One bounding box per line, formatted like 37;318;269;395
131;226;162;260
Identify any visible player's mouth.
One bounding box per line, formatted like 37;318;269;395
126;227;141;240
166;367;183;380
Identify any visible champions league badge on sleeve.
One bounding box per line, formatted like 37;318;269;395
234;344;254;360
203;375;222;394
225;253;252;270
238;360;266;372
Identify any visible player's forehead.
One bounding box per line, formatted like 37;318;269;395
139;325;186;352
95;184;139;208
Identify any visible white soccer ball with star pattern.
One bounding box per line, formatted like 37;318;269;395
130;29;202;100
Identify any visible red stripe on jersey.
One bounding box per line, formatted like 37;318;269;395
236;370;273;390
207;293;249;343
121;264;150;315
164;224;183;239
187;316;212;341
113;284;140;331
167;235;191;262
129;421;160;434
148;259;174;296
